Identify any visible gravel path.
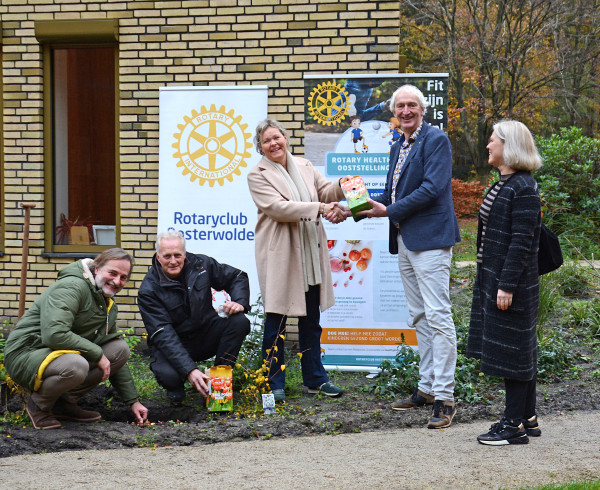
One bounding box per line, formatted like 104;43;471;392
1;410;598;489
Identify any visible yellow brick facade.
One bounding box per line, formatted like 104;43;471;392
0;0;401;332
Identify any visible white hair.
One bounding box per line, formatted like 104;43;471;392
389;84;429;115
156;229;186;254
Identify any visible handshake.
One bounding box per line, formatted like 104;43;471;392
322;199;386;224
321;175;388;225
322;202;350;224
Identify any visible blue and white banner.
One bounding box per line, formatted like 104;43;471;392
158;86;268;308
304;73;449;370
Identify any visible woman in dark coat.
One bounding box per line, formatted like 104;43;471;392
466;120;542;446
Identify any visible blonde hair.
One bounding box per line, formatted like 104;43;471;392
493;120;542;171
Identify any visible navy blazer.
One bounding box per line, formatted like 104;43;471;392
374;121;460;253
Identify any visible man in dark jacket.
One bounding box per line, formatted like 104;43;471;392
137;230;251;404
4;248;148;429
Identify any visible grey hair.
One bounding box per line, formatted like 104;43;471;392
493;120;543;172
390;84;429;115
156;229;186;254
89;248;134;279
254;118;289;155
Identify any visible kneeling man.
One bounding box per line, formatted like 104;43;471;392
138;230;251;404
4;248;148;429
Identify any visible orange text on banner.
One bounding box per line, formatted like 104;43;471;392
322;328;417;346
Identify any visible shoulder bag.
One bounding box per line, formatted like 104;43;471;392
538;222;563;275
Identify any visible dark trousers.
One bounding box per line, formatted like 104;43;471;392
504;376;537;423
150;313;250;393
262;285;329;391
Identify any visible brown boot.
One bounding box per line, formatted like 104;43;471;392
26;397;62;430
427;400;457;429
53;400;101;422
391;389;434;411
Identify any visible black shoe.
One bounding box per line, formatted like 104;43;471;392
477;418;529;445
523;415;541;437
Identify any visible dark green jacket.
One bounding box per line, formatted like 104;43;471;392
4;259;139;405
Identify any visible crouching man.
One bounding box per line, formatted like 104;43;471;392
4;248;148;429
137;230;251;404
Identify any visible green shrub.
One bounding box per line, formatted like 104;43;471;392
367;337;495;404
536;127;600;256
368;342;420;399
537;273;562;326
566;300;600;346
551;263;595;298
537;328;580;382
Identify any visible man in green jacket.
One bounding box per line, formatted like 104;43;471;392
4;248;148;429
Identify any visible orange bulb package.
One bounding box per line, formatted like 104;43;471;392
206;365;234;412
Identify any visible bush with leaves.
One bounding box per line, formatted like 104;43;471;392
535;127;600;255
368;342;420;399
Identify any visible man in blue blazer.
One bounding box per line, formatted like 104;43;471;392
360;84;460;429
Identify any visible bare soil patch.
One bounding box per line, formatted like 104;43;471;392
1;360;599;458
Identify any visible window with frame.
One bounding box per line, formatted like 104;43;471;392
37;20;119;254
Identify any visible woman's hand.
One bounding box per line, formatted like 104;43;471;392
497;289;513;310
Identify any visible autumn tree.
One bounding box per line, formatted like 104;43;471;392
398;0;600;174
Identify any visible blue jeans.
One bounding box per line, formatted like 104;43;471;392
397;235;457;401
262;285;329;391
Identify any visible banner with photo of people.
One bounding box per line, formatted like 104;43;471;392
157;86;268;308
304;73;449;370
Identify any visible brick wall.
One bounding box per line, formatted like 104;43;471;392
0;0;401;331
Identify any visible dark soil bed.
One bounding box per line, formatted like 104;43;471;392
2;362;599;458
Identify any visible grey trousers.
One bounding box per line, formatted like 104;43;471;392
31;338;130;412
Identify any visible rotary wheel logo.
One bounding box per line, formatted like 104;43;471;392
172;104;253;187
307;81;350;126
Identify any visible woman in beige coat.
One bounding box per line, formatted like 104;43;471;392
247;119;347;402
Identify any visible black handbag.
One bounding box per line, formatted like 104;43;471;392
538;223;563;275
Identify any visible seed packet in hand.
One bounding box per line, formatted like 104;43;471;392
341;176;371;222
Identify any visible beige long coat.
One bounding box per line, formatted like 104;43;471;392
247;156;345;317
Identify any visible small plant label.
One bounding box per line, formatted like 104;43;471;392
262;393;276;415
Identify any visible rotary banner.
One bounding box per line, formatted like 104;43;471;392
304;73;449;370
158;86;268;307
